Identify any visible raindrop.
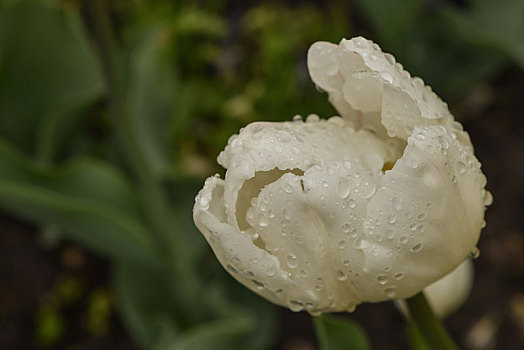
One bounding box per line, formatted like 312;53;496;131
292;115;303;122
411;243;423;253
337;177;351;199
226;264;238;274
417;213;427;221
336;270;348;281
483;190;493;206
337;240;347;249
288;300;304;312
377;274;388;285
198;197;210;210
387;214;397;224
258;215;269;227
287;254;298;268
277;130;292;143
399;235;408;244
348;198;357;208
306;114;320;123
470;247;480;259
386;229;395;239
383;286;397;298
265;264;277;276
252;280;266;290
394;272;405;280
342;223;351;233
457;161;467;174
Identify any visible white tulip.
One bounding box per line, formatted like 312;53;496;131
193;37;491;315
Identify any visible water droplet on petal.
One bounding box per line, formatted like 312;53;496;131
470;247;480;259
377;274;388;285
387;214;397;224
336;269;348;281
383;286;397;298
457;161;467;174
394;272;405;280
337;177;351;199
287;254;298;269
411;243;423;253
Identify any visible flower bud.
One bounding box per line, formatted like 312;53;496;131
193;37;491;315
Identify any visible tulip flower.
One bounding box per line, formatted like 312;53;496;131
193;37;491;315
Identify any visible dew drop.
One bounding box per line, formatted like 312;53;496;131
470;247;480;259
348;198;357;208
265;264;277;276
457;161;467;174
198;197;210;210
377;274;388;285
258;215;269;227
337;240;347;249
288;300;304;312
387;214;397;224
399;234;408;244
411;243;423;253
483;190;493;206
287;254;298;268
336;269;348;281
337;177;351;199
383;286;397;298
394;272;405;280
342;223;351;233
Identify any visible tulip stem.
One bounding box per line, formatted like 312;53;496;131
405;292;458;350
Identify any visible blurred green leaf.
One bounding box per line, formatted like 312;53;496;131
352;0;422;48
126;27;178;178
113;262;182;348
314;315;370;350
0;0;103;160
164;316;254;350
441;0;524;68
0;138;157;264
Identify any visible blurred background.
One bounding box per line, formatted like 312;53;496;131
0;0;523;349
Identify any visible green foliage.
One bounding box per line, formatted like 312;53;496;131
0;0;521;349
314;315;371;350
352;0;522;101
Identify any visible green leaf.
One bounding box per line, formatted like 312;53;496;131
163;316;254;350
352;0;422;48
126;26;178;178
0;138;157;264
314;314;370;350
113;262;182;348
441;0;524;68
0;0;103;160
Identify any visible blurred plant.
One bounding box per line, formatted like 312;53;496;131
0;0;521;349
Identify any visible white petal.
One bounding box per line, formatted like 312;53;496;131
193;175;318;310
360;125;485;300
307;37;455;140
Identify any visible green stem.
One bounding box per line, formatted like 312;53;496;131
405;292;458;350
